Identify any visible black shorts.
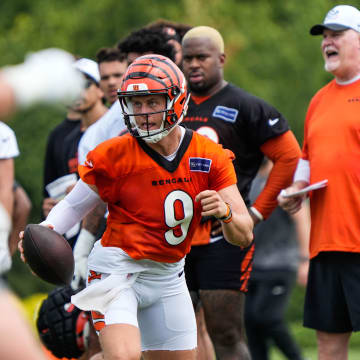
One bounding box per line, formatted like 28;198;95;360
184;237;254;292
304;251;360;332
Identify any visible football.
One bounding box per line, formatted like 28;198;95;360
23;224;74;286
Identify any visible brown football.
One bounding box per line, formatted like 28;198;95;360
23;224;74;286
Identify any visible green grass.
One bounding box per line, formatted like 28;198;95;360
270;322;360;359
271;347;360;360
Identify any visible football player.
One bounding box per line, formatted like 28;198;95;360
20;54;253;360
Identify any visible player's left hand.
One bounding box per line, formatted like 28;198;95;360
196;190;228;219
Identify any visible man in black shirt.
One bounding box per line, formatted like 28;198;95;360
181;26;301;359
245;158;309;360
42;109;81;216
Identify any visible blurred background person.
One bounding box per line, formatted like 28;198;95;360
0;46;84;360
245;157;310;360
96;47;127;106
0;121;19;274
181;25;301;359
117;26;176;65
42;108;81;219
42;58;106;248
146;19;192;66
9;183;32;256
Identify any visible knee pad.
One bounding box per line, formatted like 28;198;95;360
36;285;90;358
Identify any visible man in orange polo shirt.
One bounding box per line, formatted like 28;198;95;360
279;5;360;359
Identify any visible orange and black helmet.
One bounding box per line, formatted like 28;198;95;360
118;54;189;143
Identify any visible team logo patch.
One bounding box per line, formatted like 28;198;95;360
189;157;212;173
212;106;238;123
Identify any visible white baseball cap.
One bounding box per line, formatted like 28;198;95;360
73;58;100;84
310;5;360;35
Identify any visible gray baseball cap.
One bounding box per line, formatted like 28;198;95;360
310;5;360;35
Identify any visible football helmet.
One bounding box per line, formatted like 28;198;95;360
118;54;189;143
36;286;90;359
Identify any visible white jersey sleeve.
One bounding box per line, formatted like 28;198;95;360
78;101;126;165
0;122;20;159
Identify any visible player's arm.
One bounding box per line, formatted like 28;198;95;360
40;180;101;235
0;158;14;218
196;184;253;248
18;180;101;263
250;131;301;224
291;200;310;286
0;78;16;119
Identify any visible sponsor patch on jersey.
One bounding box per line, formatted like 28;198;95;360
212;106;238;123
189;157;212;173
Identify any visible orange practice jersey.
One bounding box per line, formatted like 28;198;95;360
79;129;236;263
303;78;360;258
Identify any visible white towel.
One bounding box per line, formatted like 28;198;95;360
71;273;139;314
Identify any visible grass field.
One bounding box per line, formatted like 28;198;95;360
270;322;360;359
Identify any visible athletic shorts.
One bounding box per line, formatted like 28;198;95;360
304;251;360;332
89;269;197;351
185;237;254;292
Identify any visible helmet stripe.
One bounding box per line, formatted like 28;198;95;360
131;56;180;84
123;71;168;88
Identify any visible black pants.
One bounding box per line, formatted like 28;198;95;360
245;269;303;360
